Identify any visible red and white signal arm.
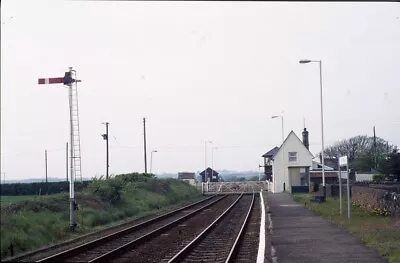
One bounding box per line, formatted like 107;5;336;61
38;77;64;85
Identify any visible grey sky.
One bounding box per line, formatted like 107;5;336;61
1;1;400;180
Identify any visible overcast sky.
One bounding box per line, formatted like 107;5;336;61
1;1;400;180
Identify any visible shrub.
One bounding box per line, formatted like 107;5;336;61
86;176;124;204
373;174;386;182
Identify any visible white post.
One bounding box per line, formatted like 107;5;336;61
339;165;342;217
68;69;76;231
347;165;351;220
281;116;286;192
319;61;326;190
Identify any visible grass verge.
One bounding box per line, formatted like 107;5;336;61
292;193;400;263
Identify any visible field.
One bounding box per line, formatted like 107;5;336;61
0;195;54;206
292;194;400;263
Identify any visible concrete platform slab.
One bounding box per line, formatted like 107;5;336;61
268;193;388;263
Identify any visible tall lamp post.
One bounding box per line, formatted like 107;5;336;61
101;122;110;179
272;114;285;192
211;147;218;180
299;59;326;197
150;150;158;174
204;141;212;182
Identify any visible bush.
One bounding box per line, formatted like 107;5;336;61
373;174;386;182
86;176;124;204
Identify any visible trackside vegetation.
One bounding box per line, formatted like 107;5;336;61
0;173;201;259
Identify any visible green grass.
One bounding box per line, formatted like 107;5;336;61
0;194;68;206
0;176;202;260
292;194;400;263
1;195;37;206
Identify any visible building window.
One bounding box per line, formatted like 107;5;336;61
288;152;297;162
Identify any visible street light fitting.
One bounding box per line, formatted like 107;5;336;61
271;115;280;119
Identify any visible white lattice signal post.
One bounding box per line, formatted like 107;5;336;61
38;67;82;231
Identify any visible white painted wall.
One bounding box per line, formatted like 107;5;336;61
355;173;374;182
271;131;313;193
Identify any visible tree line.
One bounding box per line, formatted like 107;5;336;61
321;135;399;181
0;181;89;196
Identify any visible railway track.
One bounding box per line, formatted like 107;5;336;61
228;194;261;262
168;193;256;263
34;192;262;263
34;194;230;263
109;194;242;263
9;197;215;262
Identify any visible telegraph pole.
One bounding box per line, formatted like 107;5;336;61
143;118;148;174
66;142;68;182
45;150;48;183
387;141;389;156
373;126;377;169
45;149;48;194
102;122;110;179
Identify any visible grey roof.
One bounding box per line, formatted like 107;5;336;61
262;146;280;158
200;167;219;176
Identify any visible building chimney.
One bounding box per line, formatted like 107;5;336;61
302;128;309;150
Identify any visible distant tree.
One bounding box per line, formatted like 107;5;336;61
379;149;400;181
321;135;396;174
238;177;246;182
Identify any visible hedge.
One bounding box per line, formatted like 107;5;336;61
0;181;89;196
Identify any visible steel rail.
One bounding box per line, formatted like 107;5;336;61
225;191;255;263
167;193;246;263
88;194;231;263
36;195;221;263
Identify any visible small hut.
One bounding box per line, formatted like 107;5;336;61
200;167;219;182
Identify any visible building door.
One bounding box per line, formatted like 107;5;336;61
288;167;301;188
